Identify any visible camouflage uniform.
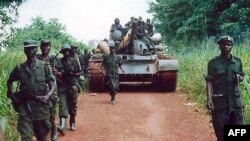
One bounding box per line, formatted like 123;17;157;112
102;42;122;103
81;50;91;75
70;45;85;91
54;44;80;134
37;39;59;141
206;35;245;141
7;40;55;141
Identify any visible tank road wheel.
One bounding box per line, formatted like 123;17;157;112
88;61;106;92
157;71;177;92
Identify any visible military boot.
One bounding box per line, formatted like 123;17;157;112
57;118;66;135
51;123;58;141
69;116;76;131
110;94;116;105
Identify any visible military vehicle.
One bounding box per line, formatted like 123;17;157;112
88;18;178;92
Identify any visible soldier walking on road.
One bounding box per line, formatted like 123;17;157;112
7;40;56;141
81;49;91;75
205;35;245;141
37;39;58;141
102;41;124;105
53;44;81;135
70;45;85;91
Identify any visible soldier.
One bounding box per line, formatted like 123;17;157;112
53;44;81;135
125;16;134;28
145;18;153;37
82;49;91;75
102;41;124;105
110;18;123;41
70;45;85;91
37;39;58;141
205;35;245;141
110;18;122;34
7;40;56;141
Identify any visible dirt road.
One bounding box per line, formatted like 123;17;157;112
55;86;216;141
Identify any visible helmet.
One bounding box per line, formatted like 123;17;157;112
70;44;78;49
108;40;115;48
24;40;37;48
40;39;51;45
60;44;71;53
217;35;233;44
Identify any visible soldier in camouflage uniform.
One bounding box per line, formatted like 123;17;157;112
81;49;91;75
102;41;124;105
37;39;58;141
70;45;85;91
206;35;245;141
52;44;81;135
7;40;56;141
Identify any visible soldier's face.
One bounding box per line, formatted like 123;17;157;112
40;44;51;54
219;41;232;55
72;48;77;54
110;48;115;54
62;49;71;57
24;47;37;58
115;19;120;24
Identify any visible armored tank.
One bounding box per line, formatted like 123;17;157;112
88;18;178;92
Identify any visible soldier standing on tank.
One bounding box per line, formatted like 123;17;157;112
102;41;124;105
110;18;123;41
110;18;122;34
37;39;58;141
7;40;56;141
53;44;81;135
145;18;153;37
125;16;134;28
206;35;245;141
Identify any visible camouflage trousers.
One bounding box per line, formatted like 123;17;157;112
49;98;58;128
58;85;79;118
212;110;243;141
17;105;51;141
106;74;119;95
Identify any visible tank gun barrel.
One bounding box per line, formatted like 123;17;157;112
118;18;138;54
127;18;138;51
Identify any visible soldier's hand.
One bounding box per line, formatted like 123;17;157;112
7;92;14;99
235;74;243;82
36;95;49;103
206;100;214;110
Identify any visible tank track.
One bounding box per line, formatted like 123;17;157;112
156;71;177;92
88;60;106;92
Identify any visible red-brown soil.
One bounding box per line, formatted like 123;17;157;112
55;87;216;141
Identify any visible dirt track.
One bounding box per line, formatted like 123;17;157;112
55;86;216;141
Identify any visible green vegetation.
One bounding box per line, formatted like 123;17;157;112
149;0;250;46
174;38;250;124
0;51;24;140
5;16;88;51
0;0;25;47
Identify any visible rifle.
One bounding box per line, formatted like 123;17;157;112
50;52;59;69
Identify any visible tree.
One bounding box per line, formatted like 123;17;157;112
5;16;88;51
0;0;25;48
149;0;250;46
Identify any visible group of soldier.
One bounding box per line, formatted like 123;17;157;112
7;39;90;141
109;17;153;43
4;16;247;141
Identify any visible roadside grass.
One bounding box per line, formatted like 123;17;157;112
0;51;24;140
1;41;250;140
175;40;250;124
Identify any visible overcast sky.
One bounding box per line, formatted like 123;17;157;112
15;0;153;43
